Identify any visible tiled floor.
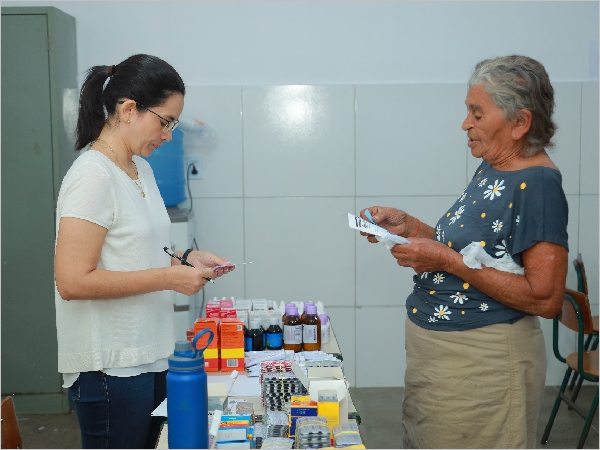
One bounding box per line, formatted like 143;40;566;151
15;386;598;449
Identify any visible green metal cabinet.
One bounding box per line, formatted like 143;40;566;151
1;6;78;414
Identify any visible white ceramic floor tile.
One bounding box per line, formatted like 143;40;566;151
243;85;355;197
182;86;243;198
355;196;459;306
355;306;406;387
578;195;599;304
191;198;246;301
551;82;582;195
326;307;356;387
244;197;355;307
580;82;599;195
356;84;469;197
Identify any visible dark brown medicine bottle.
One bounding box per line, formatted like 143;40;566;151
302;304;321;351
283;305;303;353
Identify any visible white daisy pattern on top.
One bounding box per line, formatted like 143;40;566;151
434;305;451;320
484;179;505;200
480;303;489;311
495;239;509;257
450;292;468;304
492;219;503;233
478;177;488;187
433;273;445;284
449;205;465;225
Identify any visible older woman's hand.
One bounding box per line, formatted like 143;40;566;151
390;238;456;274
359;206;411;242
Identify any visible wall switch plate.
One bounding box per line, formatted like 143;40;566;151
186;156;203;179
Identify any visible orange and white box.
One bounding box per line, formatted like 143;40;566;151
220;318;244;372
193;318;220;371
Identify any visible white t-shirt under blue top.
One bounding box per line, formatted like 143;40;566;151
54;150;175;388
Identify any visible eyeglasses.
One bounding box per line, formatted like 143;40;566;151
117;100;179;132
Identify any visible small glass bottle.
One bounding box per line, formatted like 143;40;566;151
301;302;315;322
283;305;303;353
282;303;294;323
241;317;250;352
247;318;264;351
319;314;330;345
265;316;283;350
302;304;321;351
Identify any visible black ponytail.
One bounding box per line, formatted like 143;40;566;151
74;66;110;150
74;54;185;150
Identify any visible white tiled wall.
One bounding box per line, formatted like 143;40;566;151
180;82;598;388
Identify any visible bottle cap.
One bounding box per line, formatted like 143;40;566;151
269;316;279;325
250;318;261;329
175;340;192;352
305;304;317;315
288;305;299;316
318;314;328;325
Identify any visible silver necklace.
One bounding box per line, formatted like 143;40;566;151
97;138;145;198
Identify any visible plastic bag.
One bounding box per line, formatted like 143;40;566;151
459;241;524;275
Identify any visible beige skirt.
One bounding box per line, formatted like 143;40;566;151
402;315;546;449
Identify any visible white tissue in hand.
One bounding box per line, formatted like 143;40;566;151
376;233;410;250
460;241;524;275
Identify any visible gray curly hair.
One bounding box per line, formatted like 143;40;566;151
469;55;556;157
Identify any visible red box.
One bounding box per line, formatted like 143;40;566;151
219;307;237;318
206;301;221;318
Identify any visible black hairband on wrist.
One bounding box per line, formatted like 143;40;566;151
181;248;193;265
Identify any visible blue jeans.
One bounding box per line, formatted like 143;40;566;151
68;371;167;449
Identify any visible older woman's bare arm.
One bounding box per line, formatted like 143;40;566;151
391;239;568;318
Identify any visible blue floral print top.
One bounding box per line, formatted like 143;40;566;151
406;160;569;331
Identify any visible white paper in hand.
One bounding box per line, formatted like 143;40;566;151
347;213;409;248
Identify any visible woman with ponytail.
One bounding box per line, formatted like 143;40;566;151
54;54;234;448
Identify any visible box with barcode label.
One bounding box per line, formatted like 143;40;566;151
220;319;244;372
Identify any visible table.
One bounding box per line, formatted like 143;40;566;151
156;322;361;448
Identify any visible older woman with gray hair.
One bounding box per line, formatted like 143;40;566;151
360;55;568;448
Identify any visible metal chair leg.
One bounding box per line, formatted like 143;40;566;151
571;375;585;404
576;387;598;449
542;369;572;445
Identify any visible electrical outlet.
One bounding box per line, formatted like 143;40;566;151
186;156;202;179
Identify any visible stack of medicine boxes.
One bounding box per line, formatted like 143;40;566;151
288;395;318;439
216;414;252;449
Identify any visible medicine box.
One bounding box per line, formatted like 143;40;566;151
290;399;318;416
216;439;251;449
194;318;220;371
216;414;250;443
206;301;221;318
220;319;244;372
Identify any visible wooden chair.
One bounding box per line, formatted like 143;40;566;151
1;396;22;449
569;254;599;400
541;288;599;449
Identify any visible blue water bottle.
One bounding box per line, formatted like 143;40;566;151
167;329;213;449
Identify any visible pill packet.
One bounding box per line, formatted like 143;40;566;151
333;423;363;447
